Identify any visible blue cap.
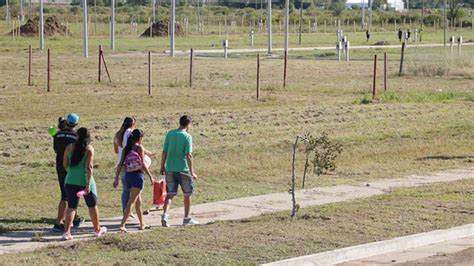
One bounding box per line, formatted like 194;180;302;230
66;112;79;126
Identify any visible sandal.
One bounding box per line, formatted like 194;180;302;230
119;226;127;233
139;224;151;230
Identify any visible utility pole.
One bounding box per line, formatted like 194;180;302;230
82;0;89;58
170;0;176;57
111;0;115;50
267;0;272;54
6;0;10;24
368;0;373;32
20;0;24;22
298;1;303;46
94;0;97;34
153;0;156;23
28;0;31;19
361;0;365;29
443;0;447;47
39;0;44;50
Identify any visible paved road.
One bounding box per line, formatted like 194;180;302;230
165;42;474;56
0;167;472;255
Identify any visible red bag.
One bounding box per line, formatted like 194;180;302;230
153;179;167;207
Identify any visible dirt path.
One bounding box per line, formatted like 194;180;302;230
0;167;472;255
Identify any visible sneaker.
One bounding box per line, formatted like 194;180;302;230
73;217;85;229
183;217;199;226
62;232;73;241
94;226;107;237
52;223;64;232
161;214;170;227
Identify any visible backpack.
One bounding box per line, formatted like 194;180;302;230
123;149;143;172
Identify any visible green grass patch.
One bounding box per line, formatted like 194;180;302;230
0;179;472;264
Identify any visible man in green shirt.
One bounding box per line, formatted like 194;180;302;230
160;115;198;226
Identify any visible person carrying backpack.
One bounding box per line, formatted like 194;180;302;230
114;129;155;232
113;117;136;215
62;128;107;240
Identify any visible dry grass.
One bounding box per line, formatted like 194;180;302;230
0;41;473;231
0;179;472;264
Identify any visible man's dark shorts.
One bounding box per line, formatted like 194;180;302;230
56;166;68;201
65;184;97;209
166;172;194;196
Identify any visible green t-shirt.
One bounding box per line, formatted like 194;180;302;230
65;152;97;195
163;129;193;172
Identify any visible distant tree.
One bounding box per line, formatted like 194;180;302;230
330;0;346;16
351;4;361;10
126;0;151;6
372;0;387;9
447;0;466;21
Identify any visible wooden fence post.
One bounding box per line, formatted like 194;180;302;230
148;51;152;96
47;48;51;92
28;45;32;86
283;50;288;88
256;53;260;100
98;45;102;82
189;48;193;87
372;54;377;99
399;41;406;76
384;52;387;91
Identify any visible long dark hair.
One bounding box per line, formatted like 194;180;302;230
115;117;135;147
121;129;144;163
71;128;91;166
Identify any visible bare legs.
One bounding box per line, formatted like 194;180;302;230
120;188;145;231
162;195;191;217
184;196;191;217
162;195;173;216
64;207;75;235
56;200;67;225
64;206;100;235
88;207;101;232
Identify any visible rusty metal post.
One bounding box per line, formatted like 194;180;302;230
98;45;102;82
257;53;260;100
148;51;152;95
189;48;193;87
283;50;288;88
372;54;377;99
28;45;32;86
47;48;51;92
384;52;387;91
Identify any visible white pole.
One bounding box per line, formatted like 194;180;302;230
267;0;272;54
170;0;175;57
20;0;24;22
153;0;156;23
6;0;10;23
443;0;446;47
111;0;115;50
284;0;289;52
39;0;44;50
361;0;365;29
82;0;89;58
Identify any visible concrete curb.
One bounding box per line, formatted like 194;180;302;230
264;224;474;266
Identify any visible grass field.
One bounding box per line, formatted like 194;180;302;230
0;28;472;234
1;19;473;53
0;179;472;264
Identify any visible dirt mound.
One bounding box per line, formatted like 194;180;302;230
140;21;183;38
8;16;70;37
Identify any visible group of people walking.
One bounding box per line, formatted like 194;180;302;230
52;113;198;240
